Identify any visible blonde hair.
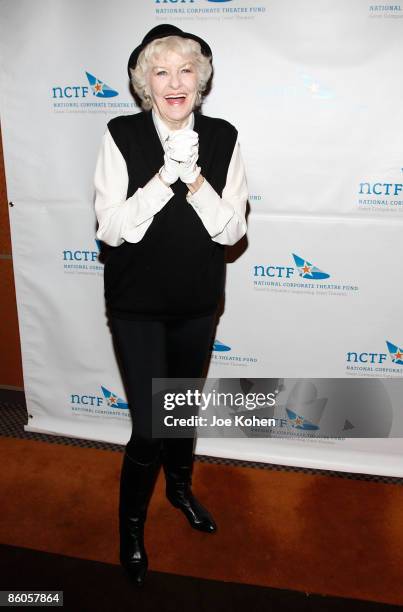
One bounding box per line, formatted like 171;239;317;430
130;35;213;111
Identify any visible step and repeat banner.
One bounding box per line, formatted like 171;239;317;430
1;0;403;475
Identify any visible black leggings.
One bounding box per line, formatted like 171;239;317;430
109;313;217;463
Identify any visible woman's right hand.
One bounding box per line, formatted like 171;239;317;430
159;130;199;185
165;130;199;164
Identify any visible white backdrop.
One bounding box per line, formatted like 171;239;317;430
1;0;403;476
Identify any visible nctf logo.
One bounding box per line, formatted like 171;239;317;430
62;239;104;275
386;341;403;365
86;72;119;98
292;254;330;280
283;381;327;431
101;386;128;409
63;239;100;263
52;72;119;99
286;409;320;430
346;340;403;376
253;253;358;296
70;386;128;410
357;172;403;211
359;182;403;197
211;339;258;364
213;340;231;352
254;253;330;280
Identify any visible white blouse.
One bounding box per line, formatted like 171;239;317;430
94;110;248;248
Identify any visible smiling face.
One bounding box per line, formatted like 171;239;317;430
146;50;199;130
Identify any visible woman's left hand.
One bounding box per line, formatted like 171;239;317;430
177;151;201;185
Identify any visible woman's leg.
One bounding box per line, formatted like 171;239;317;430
166;313;217;378
162;313;218;532
110;316;167;461
109;316;168;586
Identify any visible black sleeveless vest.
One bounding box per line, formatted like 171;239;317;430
103;110;238;320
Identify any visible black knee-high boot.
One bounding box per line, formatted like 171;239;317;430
119;451;161;586
161;438;217;533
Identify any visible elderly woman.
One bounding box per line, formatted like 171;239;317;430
94;24;248;587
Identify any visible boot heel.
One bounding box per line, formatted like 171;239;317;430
165;471;217;533
162;440;217;533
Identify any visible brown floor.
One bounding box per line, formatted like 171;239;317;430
1;436;403;606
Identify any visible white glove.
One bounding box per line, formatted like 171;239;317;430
177;151;201;185
159;151;180;185
165;130;199;163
